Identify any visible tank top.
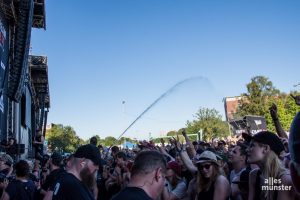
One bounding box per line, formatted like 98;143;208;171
197;181;230;200
197;183;215;200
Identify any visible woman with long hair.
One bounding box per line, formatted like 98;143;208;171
247;131;297;200
195;151;230;200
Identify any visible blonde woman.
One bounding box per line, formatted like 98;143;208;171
247;131;297;200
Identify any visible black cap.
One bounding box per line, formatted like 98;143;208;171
51;152;62;159
242;132;252;143
74;144;101;165
250;131;284;156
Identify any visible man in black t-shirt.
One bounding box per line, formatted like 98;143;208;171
40;152;65;200
1;160;36;200
112;150;167;200
52;144;101;200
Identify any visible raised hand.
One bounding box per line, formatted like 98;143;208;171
291;94;300;106
269;103;278;120
172;136;184;153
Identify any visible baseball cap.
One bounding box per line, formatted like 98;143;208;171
51;152;63;165
74;144;101;165
249;131;284;156
167;161;181;177
242;132;252;143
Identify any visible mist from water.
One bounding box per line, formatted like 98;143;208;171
117;76;211;140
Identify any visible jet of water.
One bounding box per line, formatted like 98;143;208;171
117;76;207;140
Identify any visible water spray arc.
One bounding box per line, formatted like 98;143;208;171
117;76;205;140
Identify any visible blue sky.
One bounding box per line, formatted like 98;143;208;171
31;0;300;140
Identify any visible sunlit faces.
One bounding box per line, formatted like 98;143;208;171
247;141;266;164
197;162;214;178
165;168;176;183
228;146;243;164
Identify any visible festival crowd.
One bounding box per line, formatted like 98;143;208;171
0;97;300;200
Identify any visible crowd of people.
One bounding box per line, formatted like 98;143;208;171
0;97;299;200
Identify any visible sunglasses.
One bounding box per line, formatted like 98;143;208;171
197;164;212;171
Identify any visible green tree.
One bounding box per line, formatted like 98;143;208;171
236;76;280;118
46;124;84;153
102;136;117;146
185;107;229;141
166;131;177;136
236;76;300;131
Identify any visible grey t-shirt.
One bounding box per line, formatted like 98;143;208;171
166;179;187;199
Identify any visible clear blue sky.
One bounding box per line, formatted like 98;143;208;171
31;0;300;140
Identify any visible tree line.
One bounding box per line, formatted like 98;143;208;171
46;76;299;153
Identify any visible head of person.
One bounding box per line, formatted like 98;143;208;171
196;151;219;179
73;144;100;188
8;138;16;146
228;142;247;165
89;136;97;146
130;150;167;199
247;131;286;180
115;151;127;168
0;154;13;171
166;161;181;185
195;151;221;191
289;112;300;194
175;154;185;170
247;131;284;165
36;130;42;136
192;141;199;151
50;152;63;168
111;146;119;157
218;140;226;149
15;160;30;178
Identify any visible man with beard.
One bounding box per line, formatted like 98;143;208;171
52;144;100;200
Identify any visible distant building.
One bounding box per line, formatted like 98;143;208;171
224;96;267;136
223;96;242;121
0;0;48;159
